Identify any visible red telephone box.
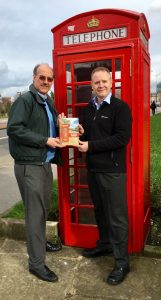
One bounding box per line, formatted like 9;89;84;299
51;9;150;253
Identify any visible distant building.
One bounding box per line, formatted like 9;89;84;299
151;92;161;107
157;82;161;93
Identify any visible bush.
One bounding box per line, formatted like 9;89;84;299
0;98;12;117
48;179;59;221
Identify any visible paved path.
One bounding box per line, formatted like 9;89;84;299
0;154;21;214
0;238;161;300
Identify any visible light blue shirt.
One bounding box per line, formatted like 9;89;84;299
38;92;56;162
93;92;112;110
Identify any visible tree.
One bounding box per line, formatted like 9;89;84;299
50;91;54;102
0;98;12;117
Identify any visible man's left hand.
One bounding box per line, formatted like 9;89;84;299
78;141;88;152
78;124;84;136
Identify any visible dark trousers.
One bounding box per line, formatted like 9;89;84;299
14;163;53;271
87;171;129;268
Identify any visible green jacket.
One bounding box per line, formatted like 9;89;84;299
7;84;62;165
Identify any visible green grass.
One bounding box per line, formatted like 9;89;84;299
2;179;58;221
150;113;161;211
3;201;25;219
149;113;161;245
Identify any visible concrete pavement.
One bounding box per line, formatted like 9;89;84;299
0;154;21;214
0;238;161;300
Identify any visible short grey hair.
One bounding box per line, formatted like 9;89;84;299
91;67;111;79
33;63;53;76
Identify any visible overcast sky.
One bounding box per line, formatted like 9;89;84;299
0;0;161;97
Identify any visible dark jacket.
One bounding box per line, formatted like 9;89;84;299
150;101;156;110
7;84;61;165
81;95;132;173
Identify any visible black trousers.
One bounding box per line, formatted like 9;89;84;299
87;171;129;268
14;163;53;271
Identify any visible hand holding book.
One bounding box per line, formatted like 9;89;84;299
59;117;79;146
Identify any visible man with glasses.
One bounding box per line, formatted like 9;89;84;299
7;63;64;282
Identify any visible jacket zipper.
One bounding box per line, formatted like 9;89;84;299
93;108;98;120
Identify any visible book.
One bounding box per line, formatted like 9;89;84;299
59;117;79;146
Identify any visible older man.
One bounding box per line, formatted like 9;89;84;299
7;63;64;282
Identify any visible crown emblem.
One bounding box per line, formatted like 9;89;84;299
87;16;99;28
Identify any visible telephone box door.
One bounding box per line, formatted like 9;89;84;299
56;47;132;248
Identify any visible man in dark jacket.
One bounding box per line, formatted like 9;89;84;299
78;67;132;285
7;63;64;282
150;100;156;115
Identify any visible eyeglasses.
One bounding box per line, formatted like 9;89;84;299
37;75;54;83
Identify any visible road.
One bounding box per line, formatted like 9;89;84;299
0;129;21;214
0;128;57;215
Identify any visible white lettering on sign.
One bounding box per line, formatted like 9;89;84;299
63;27;127;45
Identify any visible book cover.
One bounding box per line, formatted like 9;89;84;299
59;117;79;146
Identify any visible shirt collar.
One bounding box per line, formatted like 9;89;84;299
38;92;47;101
93;92;112;109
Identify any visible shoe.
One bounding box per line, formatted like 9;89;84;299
107;265;130;285
46;241;62;252
45;265;55;275
82;247;112;258
29;265;58;282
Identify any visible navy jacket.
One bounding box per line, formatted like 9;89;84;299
81;95;132;173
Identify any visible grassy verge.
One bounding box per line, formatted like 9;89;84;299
2;179;58;221
149;113;161;245
150;113;161;209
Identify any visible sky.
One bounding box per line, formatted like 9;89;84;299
0;0;161;97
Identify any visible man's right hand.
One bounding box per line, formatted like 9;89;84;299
46;137;66;148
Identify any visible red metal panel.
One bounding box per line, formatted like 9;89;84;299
52;9;150;49
52;9;150;253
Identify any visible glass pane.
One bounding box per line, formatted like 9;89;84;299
78;168;88;185
78;188;93;205
75;85;92;103
67;107;72;117
78;207;96;225
67;87;72;104
69;168;75;185
69;148;74;165
115;59;121;79
76;106;87;125
76;152;86;165
115;82;121;99
70;206;76;223
69;158;74;165
70;188;75;204
66;64;71;83
115;88;121;99
74;59;112;82
69;148;74;159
